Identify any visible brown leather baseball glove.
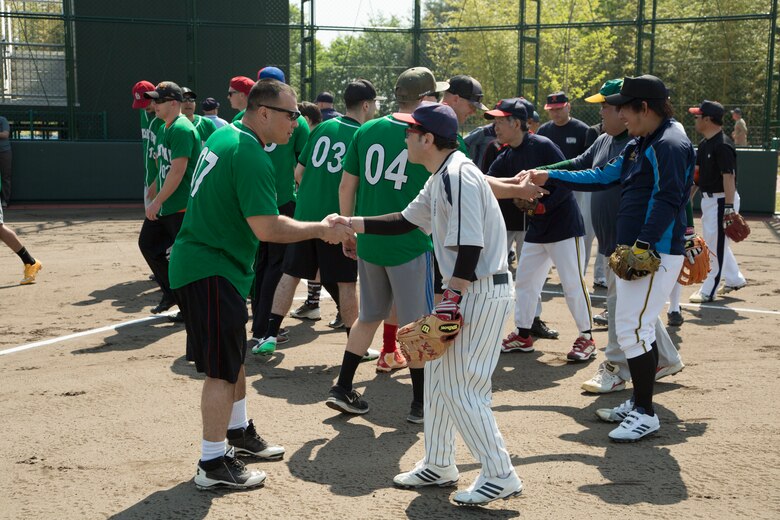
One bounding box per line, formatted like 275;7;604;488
723;211;750;242
397;314;463;362
678;235;711;285
609;243;661;281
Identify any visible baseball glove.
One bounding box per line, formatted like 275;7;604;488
609;244;661;281
723;211;750;242
397;314;463;362
677;235;710;285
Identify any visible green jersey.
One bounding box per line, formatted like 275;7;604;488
232;110;245;123
169;122;279;297
154;115;201;216
457;134;469;157
192;114;217;144
264;115;310;207
343;115;433;266
140;110;164;188
295;116;361;222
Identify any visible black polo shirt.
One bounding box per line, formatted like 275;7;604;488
696;131;736;194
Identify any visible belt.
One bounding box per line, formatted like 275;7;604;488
493;273;509;285
702;192;724;198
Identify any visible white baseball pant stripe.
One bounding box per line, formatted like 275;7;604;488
507;229;542;318
699;192;746;299
615;254;684;359
514;237;592;332
424;276;514;478
604;267;682;381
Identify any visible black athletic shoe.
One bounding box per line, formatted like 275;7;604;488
227;419;285;460
407;401;424;424
151;297;175;314
327;312;345;329
326;385;369;415
194;454;266;490
593;310;609;327
168;311;185;323
667;311;684;327
530;318;559;339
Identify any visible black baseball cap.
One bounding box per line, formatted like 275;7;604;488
544;91;569;109
518;97;536;119
484;98;528;121
343;79;377;105
393;102;458;142
688;100;724;120
201;97;220;110
182;87;197;100
315;91;335;103
604;75;668;106
143;81;184;102
446;75;488;110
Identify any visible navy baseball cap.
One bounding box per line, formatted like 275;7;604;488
689;100;724;119
343;79;377;105
315;91;335;103
544;91;569;109
257;66;286;83
484;98;528;121
393;102;458;142
605;75;668;105
201;97;220;110
143;81;184;102
731;107;742;115
446;75;488;110
518;97;536;119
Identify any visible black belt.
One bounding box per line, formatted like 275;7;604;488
492;273;509;285
702;192;724;198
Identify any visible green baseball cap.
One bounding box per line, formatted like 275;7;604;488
394;67;449;103
585;78;623;103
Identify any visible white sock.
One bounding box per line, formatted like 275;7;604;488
201;439;226;462
669;304;681;313
228;398;249;430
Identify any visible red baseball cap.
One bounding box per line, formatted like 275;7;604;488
229;76;255;96
132;80;155;109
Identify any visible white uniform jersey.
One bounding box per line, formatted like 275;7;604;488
403;151;508;285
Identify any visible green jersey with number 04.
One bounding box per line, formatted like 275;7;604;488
140;110;164;189
264;115;310;207
169;122;280;297
295;116;361;222
192;114;217;144
343;115;433;266
154;115;201;215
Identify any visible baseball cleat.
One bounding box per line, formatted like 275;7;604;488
567;335;596;362
20;260;43;285
150;296;175;314
250;337;277;356
593;310;609;327
581;362;626;393
717;282;747;295
406;400;424;424
326;385;369;414
688;290;714;303
453;471;523;506
194;454;266;490
667;311;684;327
168;311;185;323
290;301;321;320
530;317;559;339
376;350;408;373
501;331;535;353
655;360;685;381
278;327;289;337
608;409;660;442
327;313;345;329
593;279;608;290
361;348;380;362
596;397;634;423
393;460;459;488
227;420;285;460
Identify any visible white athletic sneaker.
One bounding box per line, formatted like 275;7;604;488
361;348;380;362
393;460;459;488
717;282;747;295
608;409;660;442
595;398;634;423
655;359;685;381
453;471;523;505
581;362;627;393
689;290;714;303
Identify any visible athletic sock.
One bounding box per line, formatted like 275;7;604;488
322;282;340;311
265;313;284;339
627;349;657;416
410;367;425;404
517;327;531;338
201;439;226;463
307;282;322;306
336;351;363;391
580;330;592;340
228;397;249;430
345;327;350;338
16;247;35;266
382;323;399;352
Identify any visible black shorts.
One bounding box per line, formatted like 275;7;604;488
283;238;357;283
173;276;248;383
433;254;444;295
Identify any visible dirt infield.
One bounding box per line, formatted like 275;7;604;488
1;207;779;520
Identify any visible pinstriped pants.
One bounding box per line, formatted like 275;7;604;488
423;276;514;478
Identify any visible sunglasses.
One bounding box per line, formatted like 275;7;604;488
227;90;239;97
152;98;176;104
258;104;301;121
182;97;196;103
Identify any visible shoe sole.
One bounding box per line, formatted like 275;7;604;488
718;284;746;295
593;318;609;326
667;321;684;327
325;398;369;415
406;416;424;424
609;428;659;443
581;382;626;393
376;364;407;373
656;365;684;381
567;352;596;362
595;410;629;423
232;447;285;461
290;313;321;321
395;479;458;489
453;488;523;506
501;345;535;353
251;348;275;356
530;332;559;340
195;479;266;491
327;322;345;329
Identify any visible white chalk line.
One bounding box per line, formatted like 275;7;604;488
1;291;776;358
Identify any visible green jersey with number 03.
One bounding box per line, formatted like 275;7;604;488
295;116;361;222
343;115;433;266
140;110;164;189
154;115;201;216
264;115;310;207
169;122;280;297
192;114;217;144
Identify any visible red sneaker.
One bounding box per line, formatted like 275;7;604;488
501;332;535;353
567;335;596;361
376;350;408;373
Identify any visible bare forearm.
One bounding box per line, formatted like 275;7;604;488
723;174;736;205
155;164;186;204
339;173;359;216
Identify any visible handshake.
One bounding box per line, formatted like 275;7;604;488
322;214;359;259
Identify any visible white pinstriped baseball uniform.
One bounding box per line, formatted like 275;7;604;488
402;150;515;479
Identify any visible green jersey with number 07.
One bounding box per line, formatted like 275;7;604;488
169;122;279;298
343;115;433;266
295;116;361;222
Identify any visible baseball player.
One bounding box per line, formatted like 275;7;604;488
485;98;594;361
228;76;254;121
181;88;217;144
324;67;449;424
201;97;228;129
442;74;488;155
1;198;42;284
687;100;746;303
315;91;343;121
529;75;695;441
139;82;201;315
251;80;379;355
133;80;164;210
169;79;353;490
330;102;526;505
